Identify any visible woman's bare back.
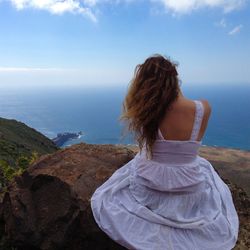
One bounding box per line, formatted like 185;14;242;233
159;96;211;141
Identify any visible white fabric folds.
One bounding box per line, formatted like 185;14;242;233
91;100;239;250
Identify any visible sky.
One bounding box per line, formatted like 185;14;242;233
0;0;249;87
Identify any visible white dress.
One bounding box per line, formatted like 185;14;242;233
91;100;239;250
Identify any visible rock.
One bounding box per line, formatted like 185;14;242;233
226;181;250;250
52;132;83;147
0;143;249;250
198;146;250;197
0;143;133;250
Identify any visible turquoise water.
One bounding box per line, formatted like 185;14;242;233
0;83;249;150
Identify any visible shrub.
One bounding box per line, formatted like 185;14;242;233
0;151;39;193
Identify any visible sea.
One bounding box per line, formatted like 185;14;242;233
0;83;250;151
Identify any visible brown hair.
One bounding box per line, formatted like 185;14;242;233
120;54;180;157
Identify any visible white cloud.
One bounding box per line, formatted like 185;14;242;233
215;19;243;36
0;67;67;72
9;0;97;22
153;0;246;14
0;66;130;86
5;0;248;21
215;18;227;28
82;0;98;7
228;24;243;35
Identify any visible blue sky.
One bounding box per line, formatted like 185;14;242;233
0;0;249;87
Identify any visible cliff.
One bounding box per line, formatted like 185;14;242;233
0;117;58;167
0;143;249;250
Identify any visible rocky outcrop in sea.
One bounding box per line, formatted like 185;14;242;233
0;143;249;250
52;132;83;147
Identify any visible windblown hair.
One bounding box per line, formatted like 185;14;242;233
120;54;180;157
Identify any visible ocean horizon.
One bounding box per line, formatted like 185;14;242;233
0;83;249;151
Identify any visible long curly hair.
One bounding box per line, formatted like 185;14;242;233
120;54;180;157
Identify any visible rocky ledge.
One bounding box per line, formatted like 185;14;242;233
0;143;249;250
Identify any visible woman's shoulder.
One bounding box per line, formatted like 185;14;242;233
170;97;211;116
180;98;212;114
198;99;212;116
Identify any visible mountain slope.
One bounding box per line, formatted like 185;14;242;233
0;117;58;166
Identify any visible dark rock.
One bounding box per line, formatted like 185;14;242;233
0;143;133;250
52;132;83;147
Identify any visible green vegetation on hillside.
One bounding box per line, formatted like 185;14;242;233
0;117;59;248
0;117;58;167
0;152;38;192
0;117;58;194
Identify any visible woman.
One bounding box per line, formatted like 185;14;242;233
91;54;239;250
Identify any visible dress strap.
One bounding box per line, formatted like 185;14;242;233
190;100;204;141
158;128;165;140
